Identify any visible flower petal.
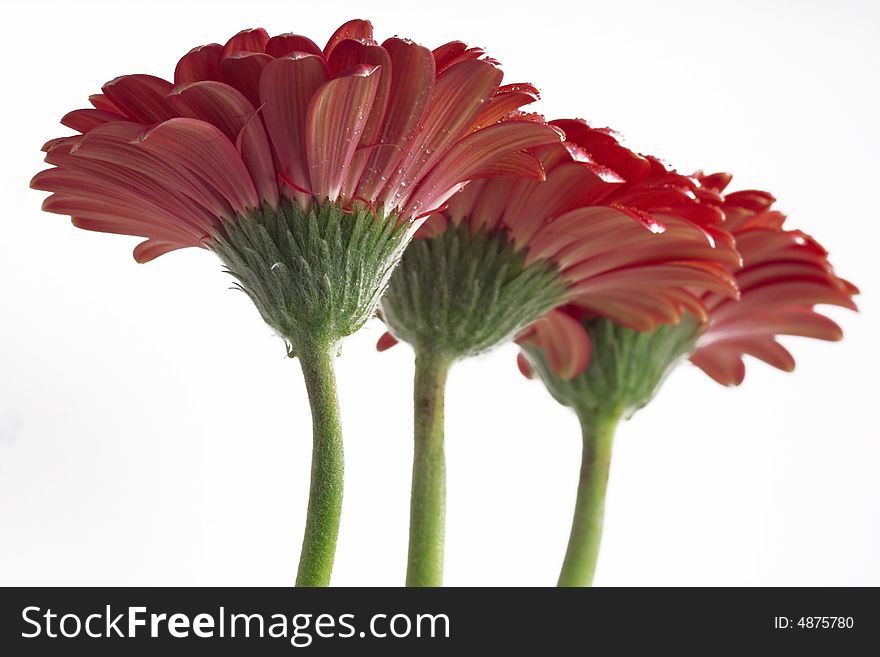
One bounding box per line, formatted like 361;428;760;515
174;43;223;84
220;51;273;107
381;59;503;213
405;121;563;218
102;74;177;124
305;66;381;200
355;38;435;202
61;108;125;134
376;331;399;351
137;117;260;215
259;53;329;204
166;81;279;206
266;33;322;58
133;239;188;263
324;19;374;57
222;28;269;57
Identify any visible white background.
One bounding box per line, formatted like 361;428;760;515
1;0;877;586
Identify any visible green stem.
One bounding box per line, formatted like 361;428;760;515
295;342;344;587
406;350;452;586
557;409;621;587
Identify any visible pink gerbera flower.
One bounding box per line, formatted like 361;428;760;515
31;19;561;588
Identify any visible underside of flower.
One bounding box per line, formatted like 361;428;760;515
210;199;409;356
520;310;699;420
380;223;569;359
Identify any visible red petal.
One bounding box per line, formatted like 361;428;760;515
405;121;563;218
220;51;272;107
222;28;269;57
166;81;279;206
381;59;503;214
306;66;381;200
102;74;177;124
355;38;435;202
133;239;188;263
137;118;260;215
471;83;540;131
266;33;322;58
61;108;124;133
324;19;374;57
376;332;399;352
516;351;535;379
259;54;329;204
465;151;546;181
524;310;592;380
174;43;223;84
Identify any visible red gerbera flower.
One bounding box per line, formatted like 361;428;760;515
31;19;562;589
381;118;739;358
688;174;859;385
519;175;858;386
377;118;740;587
32;19;560;262
516;174;857;587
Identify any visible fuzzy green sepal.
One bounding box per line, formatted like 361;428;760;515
209;199;409;357
524;316;701;421
380;225;569;360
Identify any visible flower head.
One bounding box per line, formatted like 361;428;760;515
32;19;560;262
518;174;857;417
379;118;738;360
31;20;561;354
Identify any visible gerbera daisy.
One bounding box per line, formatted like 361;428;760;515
518;174;858;586
31;19;561;586
377;120;740;585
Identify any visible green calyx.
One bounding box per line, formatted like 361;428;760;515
380;224;570;361
209;199;410;357
524;316;701;421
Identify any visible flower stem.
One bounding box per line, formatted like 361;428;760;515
557;409;621;587
295;342;344;587
406;349;452;586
